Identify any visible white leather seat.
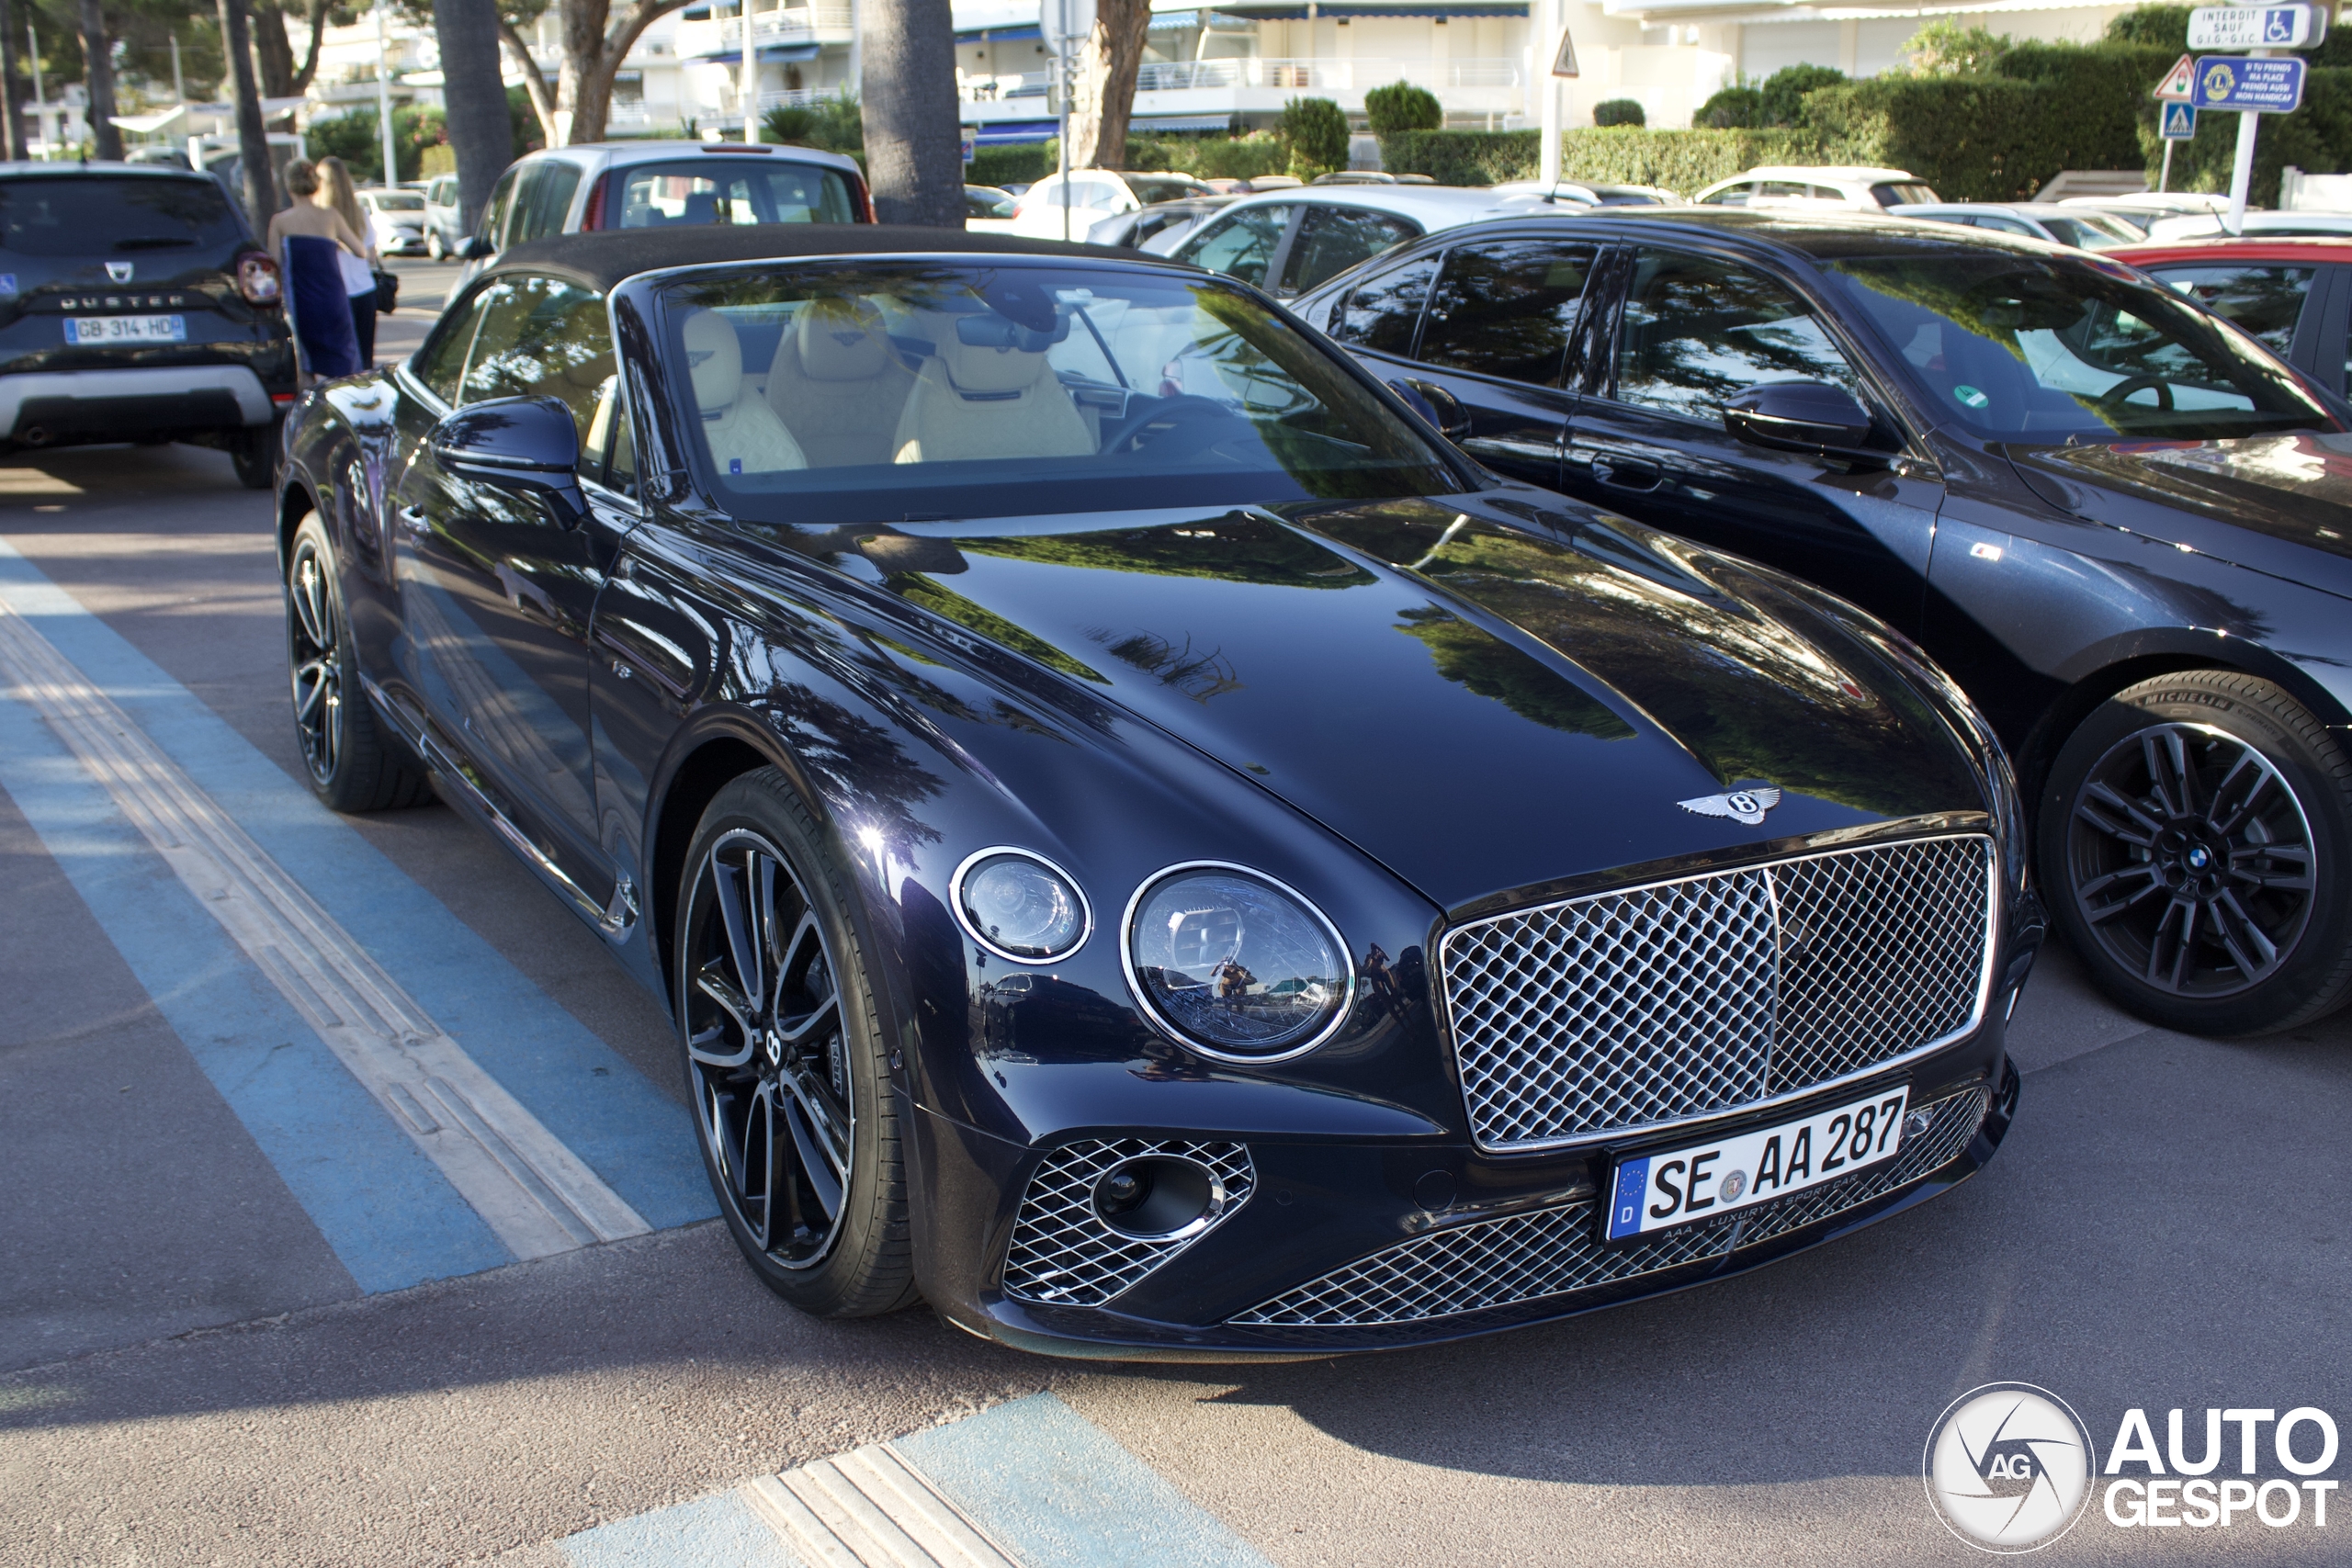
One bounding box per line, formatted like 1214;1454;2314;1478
683;309;806;478
890;310;1094;466
766;299;918;468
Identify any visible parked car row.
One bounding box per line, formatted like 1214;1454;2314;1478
1293;206;2352;1039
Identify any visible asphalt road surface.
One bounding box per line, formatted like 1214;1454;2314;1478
5;274;2349;1564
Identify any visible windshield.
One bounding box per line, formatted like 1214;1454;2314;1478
1825;254;2336;442
615;158;856;227
1127;175;1211;204
2034;213;2132;251
370;192;425;211
653;260;1458;527
0;175;245;254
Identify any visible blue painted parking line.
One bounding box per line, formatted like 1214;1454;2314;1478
0;678;510;1292
0;539;713;1234
557;1393;1275;1568
0;537;716;1289
899;1394;1272;1568
562;1493;800;1568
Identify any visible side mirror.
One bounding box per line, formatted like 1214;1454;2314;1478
1391;378;1469;441
427;396;584;525
458;234;496;261
1723;381;1883;464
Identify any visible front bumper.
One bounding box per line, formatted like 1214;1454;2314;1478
918;1043;2020;1360
0;365;278;444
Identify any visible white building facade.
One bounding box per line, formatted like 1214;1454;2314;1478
269;0;2137;158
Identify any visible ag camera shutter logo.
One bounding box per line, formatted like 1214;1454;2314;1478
1924;1382;2098;1552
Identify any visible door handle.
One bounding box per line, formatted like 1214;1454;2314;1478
1593;457;1664;491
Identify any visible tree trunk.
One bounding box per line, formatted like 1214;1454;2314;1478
250;0;295;99
290;0;329;95
0;0;23;164
216;0;275;236
433;0;513;231
1067;0;1149;170
859;0;960;225
500;17;560;147
76;0;120;159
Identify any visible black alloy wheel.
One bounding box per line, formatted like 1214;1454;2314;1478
2041;670;2352;1035
284;514;432;813
678;769;915;1316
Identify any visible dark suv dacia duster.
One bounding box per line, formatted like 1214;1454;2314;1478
0;163;296;487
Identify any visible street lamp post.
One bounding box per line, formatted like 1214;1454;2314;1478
376;2;398;186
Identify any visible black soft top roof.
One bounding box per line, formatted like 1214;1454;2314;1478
495;224;1194;293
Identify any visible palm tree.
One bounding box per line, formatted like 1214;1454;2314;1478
859;0;961;225
433;0;515;231
77;0;121;160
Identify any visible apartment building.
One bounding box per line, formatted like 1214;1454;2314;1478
276;0;2134;157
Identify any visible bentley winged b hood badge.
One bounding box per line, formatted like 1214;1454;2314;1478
1679;786;1781;827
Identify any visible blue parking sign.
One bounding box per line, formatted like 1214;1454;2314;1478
2190;55;2307;112
2161;100;2199;139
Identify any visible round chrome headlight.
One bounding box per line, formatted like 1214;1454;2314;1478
1123;863;1353;1060
952;849;1091;963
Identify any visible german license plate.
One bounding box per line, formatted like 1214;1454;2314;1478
64;314;186;344
1604;1085;1911;1242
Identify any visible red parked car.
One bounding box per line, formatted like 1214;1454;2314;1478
2110;235;2352;400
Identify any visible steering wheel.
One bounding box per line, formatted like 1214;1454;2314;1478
1099;395;1238;455
2098;374;2175;413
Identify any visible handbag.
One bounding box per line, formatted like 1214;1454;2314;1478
372;266;400;313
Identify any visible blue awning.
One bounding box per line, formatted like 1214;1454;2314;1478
1133;113;1234;132
1211;2;1526;13
696;41;824;62
955;23;1043;40
967;118;1058;144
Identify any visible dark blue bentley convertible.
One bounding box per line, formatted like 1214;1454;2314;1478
275;226;2036;1356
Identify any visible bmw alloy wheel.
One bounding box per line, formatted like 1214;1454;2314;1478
2063;721;2315;998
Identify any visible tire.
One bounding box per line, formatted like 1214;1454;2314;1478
2039;670;2352;1035
232;419;280;491
676;768;917;1317
285;513;434;814
426;230;444;262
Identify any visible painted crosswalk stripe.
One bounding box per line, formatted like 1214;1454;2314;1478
559;1393;1275;1568
0;591;649;1261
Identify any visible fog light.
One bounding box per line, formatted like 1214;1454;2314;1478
1091;1156;1223;1240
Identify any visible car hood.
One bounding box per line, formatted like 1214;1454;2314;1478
2005;434;2352;602
863;495;1986;914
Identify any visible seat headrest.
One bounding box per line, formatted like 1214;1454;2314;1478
683;310;742;413
925;309;1062;396
793;299;890;381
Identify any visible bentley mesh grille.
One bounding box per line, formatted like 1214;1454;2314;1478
1442;836;1993;1151
1000;1139;1254;1307
1229;1086;1988;1328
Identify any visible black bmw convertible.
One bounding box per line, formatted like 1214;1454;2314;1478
274;226;2037;1355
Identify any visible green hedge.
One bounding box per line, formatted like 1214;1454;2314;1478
1798;76;2081;200
1371;37;2352;207
966;134;1292;192
1377;126;1811;193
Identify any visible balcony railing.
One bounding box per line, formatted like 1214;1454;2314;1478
675;3;854;58
1136;57;1522;91
958;57;1524;104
